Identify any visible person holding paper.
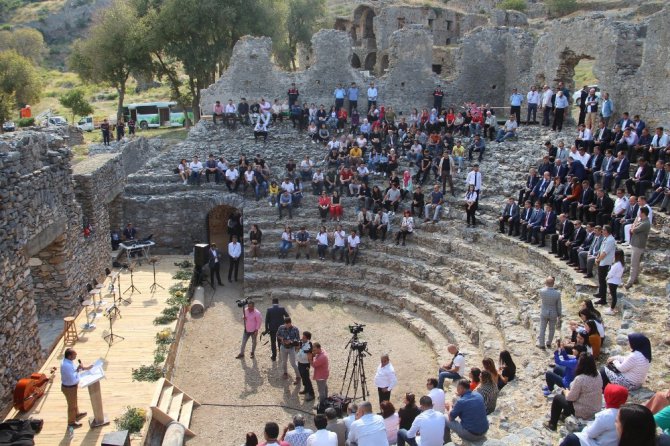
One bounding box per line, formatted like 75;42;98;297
61;348;92;428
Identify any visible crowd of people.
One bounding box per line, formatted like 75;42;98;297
197;82;670;445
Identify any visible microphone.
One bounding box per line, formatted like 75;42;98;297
78;359;82;365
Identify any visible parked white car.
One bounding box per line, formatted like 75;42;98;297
77;116;95;132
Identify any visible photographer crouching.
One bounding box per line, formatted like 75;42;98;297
235;299;262;359
277;317;301;384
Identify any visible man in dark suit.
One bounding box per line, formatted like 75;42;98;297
553;159;568;184
567;157;586;181
531;203;556;247
265;298;290;361
648;161;669;206
562;219;586;262
531;171;552;204
572;180;595;222
518;200;534;241
593;120;612;153
618;112;632;132
551;213;574;256
208;243;223;287
570;222;594;266
625;157;654;196
585;146;604;184
518;168;539;205
589;188;614;226
594;149;616;190
525;201;545;243
612;151;630;190
499;197;520;235
612;195;638;241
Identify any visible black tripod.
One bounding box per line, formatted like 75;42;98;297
123;264;141;295
115;271;131;305
103;306;124;345
149;258;164;293
341;330;370;402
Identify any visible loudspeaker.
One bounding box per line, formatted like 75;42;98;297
194;244;210;268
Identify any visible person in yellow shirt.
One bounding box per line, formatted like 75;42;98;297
349;145;363;166
268;181;279;206
452;140;465;173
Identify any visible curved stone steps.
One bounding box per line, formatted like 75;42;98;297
242;286;458;365
243;268;494;356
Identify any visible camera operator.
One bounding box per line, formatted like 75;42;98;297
277;317;301;384
265;298;289;361
311;342;330;408
236;301;262;359
297;331;315;402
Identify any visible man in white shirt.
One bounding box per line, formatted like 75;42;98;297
541;85;554;127
366;82;378;110
466;164;482;199
307;414;338;446
374;353;397;405
224;99;236;114
188;155;203;185
526;86;540;124
396;395;446;446
332;225;346;262
495;115;518;143
227;235;241;282
576;123;593;151
347;401;389;446
345;230;360;266
60;349;92;428
343;403;358;434
281;178;295;194
263;422;286;446
438;344;465;388
285;414;314;445
426;378;446;413
225;165;240;192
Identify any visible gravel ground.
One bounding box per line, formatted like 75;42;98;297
171;279;437;445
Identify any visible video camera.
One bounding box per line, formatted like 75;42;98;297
236;298;250;308
348;323;365;335
350;340;369;353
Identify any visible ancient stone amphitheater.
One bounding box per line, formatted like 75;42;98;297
116;119;670;443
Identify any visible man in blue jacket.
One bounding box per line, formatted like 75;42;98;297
531;203;556;247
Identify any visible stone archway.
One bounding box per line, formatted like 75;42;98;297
207;205;240;249
351;53;361;69
364;52;377;72
353;5;376;48
380;54;389;73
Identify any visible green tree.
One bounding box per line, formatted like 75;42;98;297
0;50;41;124
0;28;46;64
69;0;152;121
284;0;326;70
144;0;276;122
59;89;94;123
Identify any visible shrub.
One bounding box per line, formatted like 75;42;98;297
546;0;577;17
17;117;35;127
497;0;527;12
131;365;163;382
114;406;146;434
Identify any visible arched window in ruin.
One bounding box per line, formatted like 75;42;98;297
351;54;361;69
364;52;377;72
380;54;389;73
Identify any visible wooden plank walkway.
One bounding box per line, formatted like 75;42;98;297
4;255;189;446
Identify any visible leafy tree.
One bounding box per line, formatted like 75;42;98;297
0;50;41;124
59;89;94;123
69;0;152;121
284;0;326;70
0;28;46;64
144;0;277;122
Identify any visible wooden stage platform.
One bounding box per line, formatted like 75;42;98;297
4;255;189;446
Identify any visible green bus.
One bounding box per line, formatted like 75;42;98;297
123;102;194;130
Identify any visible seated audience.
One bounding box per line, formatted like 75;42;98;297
380;401;399;445
444;379;489;444
601;333;651;391
475;370;499;415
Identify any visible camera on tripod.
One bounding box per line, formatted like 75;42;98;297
348;323;365;335
350;340;368;353
236;297;250;308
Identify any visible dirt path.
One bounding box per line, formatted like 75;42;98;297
172;279;438;445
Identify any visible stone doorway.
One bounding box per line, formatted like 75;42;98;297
351;53;361;69
364;52;377;72
207;205;240;250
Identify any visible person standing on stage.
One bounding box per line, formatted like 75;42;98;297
236;301;262;359
265;298;289;361
312;342;330;407
288;83;300;108
61;349;92;429
228;235;241;282
123;222;137;241
208;243;223;287
375;353;398;407
297;331;315;402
